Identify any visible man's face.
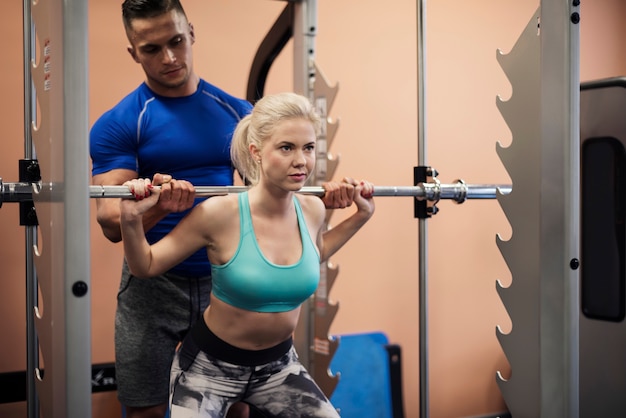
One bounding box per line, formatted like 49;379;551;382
126;10;196;97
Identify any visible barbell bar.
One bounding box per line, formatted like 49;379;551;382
0;178;511;207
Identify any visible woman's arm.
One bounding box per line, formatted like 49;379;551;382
317;179;375;262
94;171;195;243
119;178;210;278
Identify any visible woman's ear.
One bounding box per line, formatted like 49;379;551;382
249;144;261;163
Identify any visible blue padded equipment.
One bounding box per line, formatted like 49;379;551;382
329;331;404;418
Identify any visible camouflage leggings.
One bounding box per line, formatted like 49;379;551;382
169;320;340;418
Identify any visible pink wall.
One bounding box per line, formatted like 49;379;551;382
1;1;625;417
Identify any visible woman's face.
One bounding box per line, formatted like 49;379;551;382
256;117;317;192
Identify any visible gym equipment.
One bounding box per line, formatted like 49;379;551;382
1;0;585;417
329;332;404;418
18;0;92;417
493;4;580;418
0;179;512;205
579;76;626;416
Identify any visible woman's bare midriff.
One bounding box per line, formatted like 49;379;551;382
204;295;301;351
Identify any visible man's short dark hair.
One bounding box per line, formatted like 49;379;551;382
122;0;187;30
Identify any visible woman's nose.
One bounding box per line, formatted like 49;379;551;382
293;151;306;166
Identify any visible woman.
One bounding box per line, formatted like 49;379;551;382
120;92;375;417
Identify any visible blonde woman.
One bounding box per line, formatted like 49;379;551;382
120;92;375;417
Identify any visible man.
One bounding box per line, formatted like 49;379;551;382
90;1;253;417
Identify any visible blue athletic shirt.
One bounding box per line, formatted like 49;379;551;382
211;192;321;313
90;79;252;277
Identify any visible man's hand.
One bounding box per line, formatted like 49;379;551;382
152;173;196;213
321;177;357;209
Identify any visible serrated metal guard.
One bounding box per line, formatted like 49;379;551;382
307;63;342;396
495;7;543;415
495;3;580;417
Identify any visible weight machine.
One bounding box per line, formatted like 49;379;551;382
0;1;599;417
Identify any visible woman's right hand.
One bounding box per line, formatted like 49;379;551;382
120;178;161;218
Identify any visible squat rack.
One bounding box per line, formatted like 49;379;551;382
0;1;581;417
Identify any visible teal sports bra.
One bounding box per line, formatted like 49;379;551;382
211;192;321;313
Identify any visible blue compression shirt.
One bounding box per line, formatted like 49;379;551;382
211;192;321;313
90;80;252;276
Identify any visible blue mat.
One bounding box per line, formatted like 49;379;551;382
329;332;394;418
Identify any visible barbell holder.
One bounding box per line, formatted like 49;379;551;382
0;178;511;206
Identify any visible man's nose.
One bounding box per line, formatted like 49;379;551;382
162;48;176;64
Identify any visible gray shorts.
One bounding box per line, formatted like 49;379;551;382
115;260;211;407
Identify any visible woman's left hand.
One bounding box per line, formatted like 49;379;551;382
352;179;375;218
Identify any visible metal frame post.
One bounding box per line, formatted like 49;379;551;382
416;1;429;416
27;0;91;416
292;0;318;376
496;1;580;416
22;0;39;416
538;1;580;416
292;0;343;396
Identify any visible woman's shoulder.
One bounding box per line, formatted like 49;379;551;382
200;193;239;210
193;194;239;221
296;194;326;222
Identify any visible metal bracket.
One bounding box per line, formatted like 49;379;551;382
19;159;39;226
414;165;439;218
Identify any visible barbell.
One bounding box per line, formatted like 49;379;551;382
0;178;511;208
